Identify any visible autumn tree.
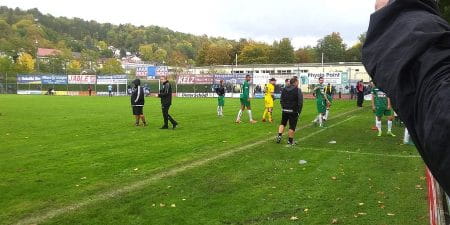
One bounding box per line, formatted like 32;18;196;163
98;58;124;75
0;56;15;75
67;60;81;74
239;41;271;64
295;46;317;63
139;44;155;61
16;53;34;73
316;32;347;63
270;38;295;64
154;48;167;64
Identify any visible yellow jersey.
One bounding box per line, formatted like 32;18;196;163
265;83;275;99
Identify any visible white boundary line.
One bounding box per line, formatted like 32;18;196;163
300;147;421;159
14;108;362;225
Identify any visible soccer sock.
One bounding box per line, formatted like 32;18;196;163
220;106;223;116
319;114;323;126
248;110;253;121
217;106;221;116
376;120;382;132
237;110;243;121
325;110;329;120
268;110;273;121
278;133;282;137
313;115;319;123
388;120;393;132
262;108;268;119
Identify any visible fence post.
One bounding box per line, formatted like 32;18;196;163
5;72;8;94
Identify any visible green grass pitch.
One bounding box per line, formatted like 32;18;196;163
0;95;427;225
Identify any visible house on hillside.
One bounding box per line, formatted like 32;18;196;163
37;48;61;63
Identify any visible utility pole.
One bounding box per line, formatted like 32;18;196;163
321;52;324;73
36;40;39;73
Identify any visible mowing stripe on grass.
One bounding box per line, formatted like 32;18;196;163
300;147;421;159
296;116;356;143
14;107;363;225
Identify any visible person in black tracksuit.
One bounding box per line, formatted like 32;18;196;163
363;0;450;194
276;78;303;146
131;79;147;126
158;77;178;129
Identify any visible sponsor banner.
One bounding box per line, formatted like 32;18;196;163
176;75;214;85
177;75;195;84
17;75;42;84
68;75;97;84
17;90;44;95
136;67;150;77
41;75;68;85
96;91;127;96
301;72;342;85
254;93;281;99
148;66;168;78
253;74;271;85
253;74;290;85
254;93;264;99
176;92;216;98
194;75;214;84
213;74;248;85
156;66;169;76
97;75;128;84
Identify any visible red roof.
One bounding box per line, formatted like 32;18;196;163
37;48;61;57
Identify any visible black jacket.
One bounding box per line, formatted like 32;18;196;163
215;85;225;96
131;86;144;106
280;86;303;114
159;81;172;106
362;0;450;194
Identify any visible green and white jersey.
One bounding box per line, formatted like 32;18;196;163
240;81;250;99
315;84;325;101
372;87;388;109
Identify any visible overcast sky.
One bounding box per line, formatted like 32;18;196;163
2;0;374;48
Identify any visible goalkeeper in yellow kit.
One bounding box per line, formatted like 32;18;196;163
262;78;276;123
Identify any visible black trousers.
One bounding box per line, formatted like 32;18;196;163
357;92;364;107
162;105;177;127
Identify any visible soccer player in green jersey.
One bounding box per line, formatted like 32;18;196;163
324;83;333;120
313;77;330;127
236;75;257;124
215;80;226;117
371;81;396;137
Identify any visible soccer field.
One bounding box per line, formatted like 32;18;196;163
0;95;427;225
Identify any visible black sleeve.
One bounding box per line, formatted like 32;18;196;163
280;89;285;108
159;83;169;97
297;89;303;114
362;0;450;195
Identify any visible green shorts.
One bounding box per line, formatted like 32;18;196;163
218;96;225;106
240;98;250;107
316;99;326;114
375;107;393;117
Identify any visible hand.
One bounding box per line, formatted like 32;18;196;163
372;106;376;112
387;105;391;110
375;0;389;11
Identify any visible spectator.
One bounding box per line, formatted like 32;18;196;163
356;80;364;107
362;0;450;194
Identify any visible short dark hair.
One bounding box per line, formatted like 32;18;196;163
246;75;251;78
319;77;324;80
290;78;298;85
285;79;290;82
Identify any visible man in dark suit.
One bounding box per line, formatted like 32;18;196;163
158;76;178;129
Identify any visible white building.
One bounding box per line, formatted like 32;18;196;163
189;62;370;83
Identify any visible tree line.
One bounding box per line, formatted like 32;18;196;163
0;6;368;77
